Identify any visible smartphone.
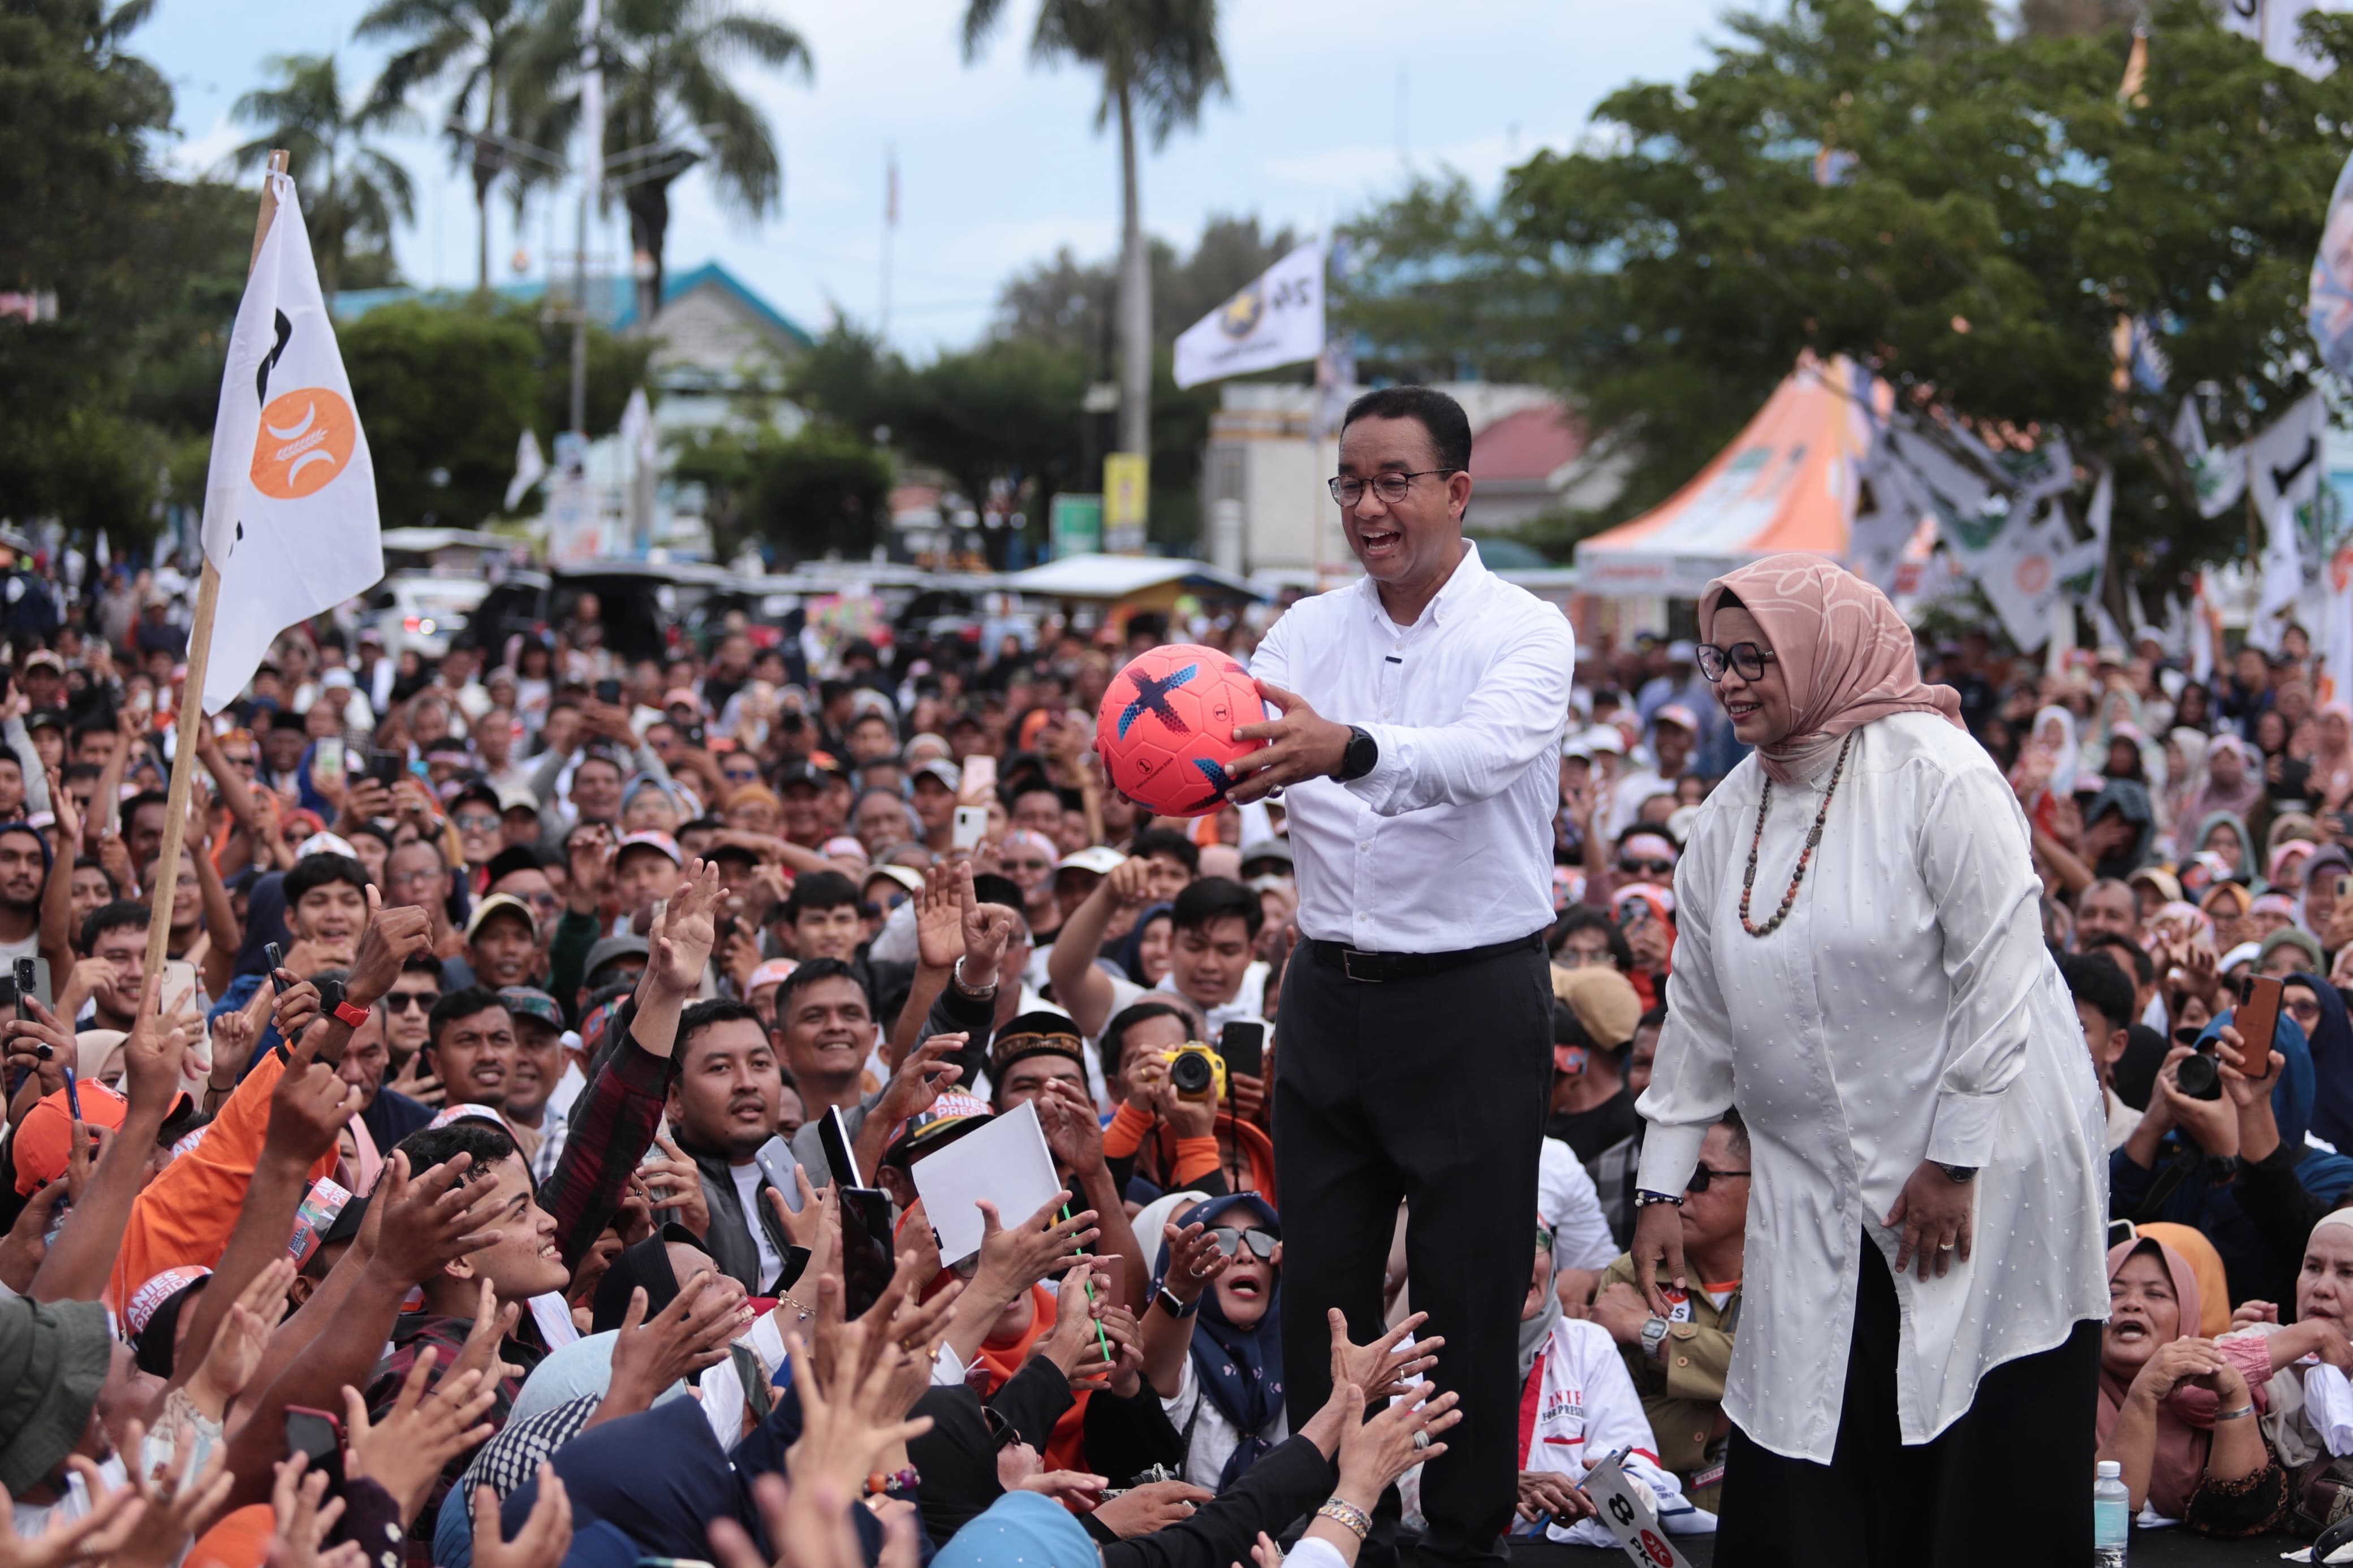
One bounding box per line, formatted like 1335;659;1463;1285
42;1190;71;1244
752;1135;800;1211
837;1185;897;1321
2337;873;2353;905
1219;1020;1266;1079
158;959;198;1020
313;737;344;787
264;942;287;995
818;1105;864;1190
13;957;36;1010
59;1064;79;1121
594;679;623;705
2238;974;2286;1059
958;753;997;808
951;805;988;850
367;750;404;789
283;1406;345;1491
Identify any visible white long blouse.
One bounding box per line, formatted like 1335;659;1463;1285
1635;710;2108;1462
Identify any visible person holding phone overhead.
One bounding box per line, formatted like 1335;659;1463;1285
1226;386;1575;1568
1630;556;2106;1567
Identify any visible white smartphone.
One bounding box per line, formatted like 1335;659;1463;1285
313;737;344;786
952;805;988;850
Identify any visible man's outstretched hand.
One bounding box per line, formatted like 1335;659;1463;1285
1226;681;1350;804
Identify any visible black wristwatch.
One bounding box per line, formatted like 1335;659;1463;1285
1335;725;1378;783
1155;1288;1198;1320
1934;1163;1978;1185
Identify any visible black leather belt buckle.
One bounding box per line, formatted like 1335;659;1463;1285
1341;948;1389;983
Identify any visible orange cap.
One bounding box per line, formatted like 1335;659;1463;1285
14;1081;130;1195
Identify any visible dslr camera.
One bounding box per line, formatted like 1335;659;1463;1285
1160;1041;1228;1102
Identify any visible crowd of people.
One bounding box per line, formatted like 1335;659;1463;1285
16;493;2353;1568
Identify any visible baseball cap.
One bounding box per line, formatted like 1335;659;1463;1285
497;786;541;816
465;892;538;943
450;780;501;818
1057;846;1126;876
614;830;682;867
584;935;651;980
865;865;924;895
1238;838;1292;871
662;688;700;710
294;831;361;862
1654;703;1700;734
1553;966;1641;1051
775;761;825;792
19;651;62;675
1666;640;1697;663
745;958;799;994
823;835;871;866
498;986;564;1032
881;1091;993;1167
14;1082;130;1195
911;759;961;791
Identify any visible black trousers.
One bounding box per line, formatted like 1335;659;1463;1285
1274;936;1552;1568
1716;1230;2102;1568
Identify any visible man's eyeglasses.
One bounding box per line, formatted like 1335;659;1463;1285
1686;1163;1749;1194
1618;858;1677;878
1326;469;1459;507
1558;947;1614;969
1696;642;1779;683
382;992;438;1013
1208;1226;1278;1262
453;811;498;832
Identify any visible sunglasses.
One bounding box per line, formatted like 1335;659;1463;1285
1208;1226;1278;1262
453;811;499;832
1618;858;1676;877
1686;1163;1749;1194
383;992;439;1013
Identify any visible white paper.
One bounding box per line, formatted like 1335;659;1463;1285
1580;1450;1695;1568
910;1098;1061;1265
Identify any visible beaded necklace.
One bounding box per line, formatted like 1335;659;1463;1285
1738;731;1855;939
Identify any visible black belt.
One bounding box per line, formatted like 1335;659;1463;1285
1308;930;1544;984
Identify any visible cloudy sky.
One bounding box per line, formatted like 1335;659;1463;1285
145;0;1729;355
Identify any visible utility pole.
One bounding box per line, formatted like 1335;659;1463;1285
570;0;603;438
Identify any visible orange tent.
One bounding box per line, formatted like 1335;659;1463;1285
1576;353;1882;598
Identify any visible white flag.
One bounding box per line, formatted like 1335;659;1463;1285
620;388;657;470
199;170;382;714
505;430;547;512
2252;498;2308;654
1945;500;2101;651
2220;0;2346;78
1173;239;1324;390
2249;392;2328;525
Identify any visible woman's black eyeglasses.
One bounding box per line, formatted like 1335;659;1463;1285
1686;1164;1750;1194
1208;1226;1278;1261
1697;642;1778;683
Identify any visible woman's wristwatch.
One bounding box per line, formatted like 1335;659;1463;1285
1634;1189;1683;1208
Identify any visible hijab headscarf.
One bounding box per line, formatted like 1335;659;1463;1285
2290;971;2353;1155
231;872;289;979
501;1396;745;1563
2029;705;2083;797
2316;702;2353;805
1155;1193;1284;1493
2195;737;2266;824
2164;728;2212;837
1520;1226;1565;1383
2302;845;2353;934
589;1225;706;1334
2131;1224;2232;1337
1109;902;1175;987
2083;779;2156;879
2097;1237;2213;1521
2193;810;2256;882
1697;555;1964;785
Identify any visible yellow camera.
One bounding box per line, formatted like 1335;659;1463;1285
1160;1041;1228;1102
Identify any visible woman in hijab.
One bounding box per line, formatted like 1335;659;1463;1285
1140;1194;1286;1493
1634;556;2106;1566
2097;1236;2282;1531
2080;779;2155;881
2239;1212;2353;1537
1108;901;1175;988
2203;879;2256;954
2161;728;2212;857
2300;846;2353;953
2196;742;2268;836
2287;973;2353;1156
2031;705;2082;796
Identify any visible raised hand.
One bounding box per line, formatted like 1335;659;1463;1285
0;1458;146;1568
264;1453;363;1568
1338;1380;1462;1498
602;1274;740;1419
346;885;434;1008
342;1357;498;1527
1326;1307;1442;1402
120;975;191;1113
913;861;967;973
265;1030;364;1168
651;858;722;994
971;1194;1095;1304
367;1152;504;1287
186;1258;296;1416
269;978;324;1053
782;1324;934;1498
640;1133;712;1237
1158;1221;1230;1307
564;825;615;916
471;1468;572;1568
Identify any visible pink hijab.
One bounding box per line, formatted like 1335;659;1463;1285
2096;1237;2212;1521
1697;554;1964;784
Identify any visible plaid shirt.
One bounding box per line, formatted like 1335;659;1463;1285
542;1023;671;1271
365;1312;546;1557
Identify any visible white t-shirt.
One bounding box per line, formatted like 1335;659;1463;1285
730;1161;785;1291
1162;1346;1291;1492
1538;1137;1619;1272
1101;961;1271;1041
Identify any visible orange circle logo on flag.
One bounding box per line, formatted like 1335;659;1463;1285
249;390;357;500
2015;556;2052;594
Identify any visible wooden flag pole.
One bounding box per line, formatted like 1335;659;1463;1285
142;149;288;987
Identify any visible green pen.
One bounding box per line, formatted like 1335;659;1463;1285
1062;1202;1113;1365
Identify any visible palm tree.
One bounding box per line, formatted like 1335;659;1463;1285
356;0;541;293
512;0;810;329
962;0;1227;466
230;54;416;295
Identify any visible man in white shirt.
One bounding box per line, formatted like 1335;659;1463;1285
1227;385;1575;1568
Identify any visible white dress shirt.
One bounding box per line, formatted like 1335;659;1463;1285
1636;711;2108;1462
1248;543;1575;953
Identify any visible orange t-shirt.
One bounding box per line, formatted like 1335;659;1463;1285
107;1047;338;1310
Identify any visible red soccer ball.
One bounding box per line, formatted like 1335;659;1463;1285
1095;643;1270;818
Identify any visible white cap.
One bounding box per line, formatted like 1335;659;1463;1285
2096;1461;2121;1479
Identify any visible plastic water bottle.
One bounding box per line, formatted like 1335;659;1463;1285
2094;1459;2129;1567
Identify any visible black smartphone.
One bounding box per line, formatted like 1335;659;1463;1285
265;941;287;995
1219;1021;1265;1080
818;1105;863;1189
594;679;623;705
60;1064;79;1121
283;1405;345;1491
684;723;706;749
837;1186;897;1321
367;750;404;789
13;958;35;1010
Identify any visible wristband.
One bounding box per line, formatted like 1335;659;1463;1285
332;999;370;1029
2213;1403;2255;1422
1316;1500;1372;1542
1634;1189;1683;1208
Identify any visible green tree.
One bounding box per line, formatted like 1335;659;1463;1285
673;424;891;561
1342;0;2353;582
961;0;1229;472
229;53;415;295
338;302;542;528
357;0;542;293
513;0;809;328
